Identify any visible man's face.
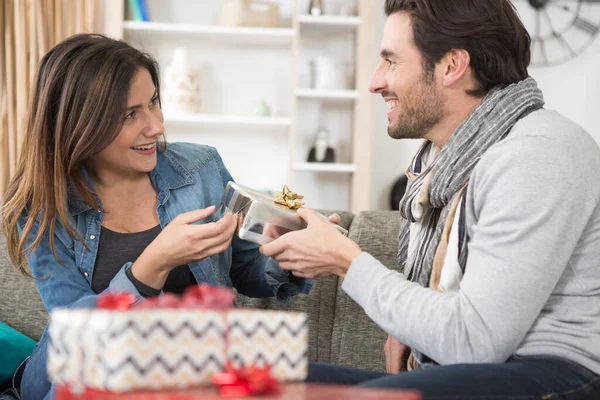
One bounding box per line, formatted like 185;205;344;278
369;12;444;140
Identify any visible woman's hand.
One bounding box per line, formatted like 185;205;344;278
131;206;237;289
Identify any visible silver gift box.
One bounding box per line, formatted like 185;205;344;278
219;181;348;245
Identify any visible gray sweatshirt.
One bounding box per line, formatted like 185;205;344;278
343;109;600;375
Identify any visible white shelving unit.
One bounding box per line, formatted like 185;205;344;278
298;14;363;27
296;88;359;101
291;1;375;211
115;0;374;211
293;162;357;173
123;21;294;45
163;113;292;128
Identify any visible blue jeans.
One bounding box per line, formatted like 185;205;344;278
308;358;600;399
15;333;53;400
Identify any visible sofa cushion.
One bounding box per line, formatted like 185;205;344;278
0;321;36;386
235;210;353;364
0;230;48;341
330;211;401;372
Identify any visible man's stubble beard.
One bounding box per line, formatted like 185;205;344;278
387;72;444;140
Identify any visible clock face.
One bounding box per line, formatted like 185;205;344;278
512;0;600;67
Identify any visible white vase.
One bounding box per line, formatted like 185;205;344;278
311;56;352;90
309;0;324;16
162;48;201;114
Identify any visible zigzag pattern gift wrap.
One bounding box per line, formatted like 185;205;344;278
226;310;308;381
48;309;227;392
47;286;308;393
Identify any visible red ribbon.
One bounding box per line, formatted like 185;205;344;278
97;292;137;310
212;363;279;397
97;284;235;310
180;284;235;310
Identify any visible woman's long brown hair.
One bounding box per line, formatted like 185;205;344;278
1;34;161;276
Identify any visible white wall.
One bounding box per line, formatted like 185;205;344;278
529;40;600;145
369;0;600;211
369;0;422;211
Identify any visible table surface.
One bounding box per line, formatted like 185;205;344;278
56;383;422;400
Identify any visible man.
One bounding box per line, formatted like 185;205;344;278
260;0;600;398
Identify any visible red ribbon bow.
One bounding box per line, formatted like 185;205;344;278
97;284;235;310
212;363;279;397
180;284;235;310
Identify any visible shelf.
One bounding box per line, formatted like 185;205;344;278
123;21;295;45
298;15;362;28
293;162;357;173
163;113;292;128
296;88;359;101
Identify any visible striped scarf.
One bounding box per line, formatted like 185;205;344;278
396;77;544;367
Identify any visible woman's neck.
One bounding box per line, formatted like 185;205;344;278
87;166;153;200
90;170;159;233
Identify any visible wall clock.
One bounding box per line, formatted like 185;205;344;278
512;0;600;67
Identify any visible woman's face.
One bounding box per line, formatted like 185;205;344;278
88;68;164;181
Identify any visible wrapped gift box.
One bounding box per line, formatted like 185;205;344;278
220;181;348;245
48;309;227;392
226;310;307;381
48;288;308;393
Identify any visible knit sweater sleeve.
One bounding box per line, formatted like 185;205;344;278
342;115;600;364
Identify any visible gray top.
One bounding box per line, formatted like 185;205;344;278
343;109;600;375
92;225;196;295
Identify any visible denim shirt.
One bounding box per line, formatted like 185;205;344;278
20;142;311;312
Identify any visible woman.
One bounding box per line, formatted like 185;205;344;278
0;34;308;400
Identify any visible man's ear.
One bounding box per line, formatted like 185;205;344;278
440;49;470;87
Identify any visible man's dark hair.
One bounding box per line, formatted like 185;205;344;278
385;0;530;97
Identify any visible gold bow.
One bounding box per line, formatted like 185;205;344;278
274;185;304;210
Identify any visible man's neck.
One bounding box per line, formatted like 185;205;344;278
427;94;484;150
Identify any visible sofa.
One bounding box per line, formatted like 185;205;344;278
0;210;401;373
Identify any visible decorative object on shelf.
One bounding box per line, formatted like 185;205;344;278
127;0;149;22
298;60;315;89
307;127;335;163
252;98;272;117
219;0;280;28
162;48;201;115
338;4;357;16
309;0;324;16
274;185;305;209
310;57;353;90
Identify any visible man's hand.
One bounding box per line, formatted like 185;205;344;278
263;213;341;241
384;335;409;374
260;208;360;278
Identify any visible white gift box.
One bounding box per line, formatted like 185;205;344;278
48;307;307;392
48;309;227;392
